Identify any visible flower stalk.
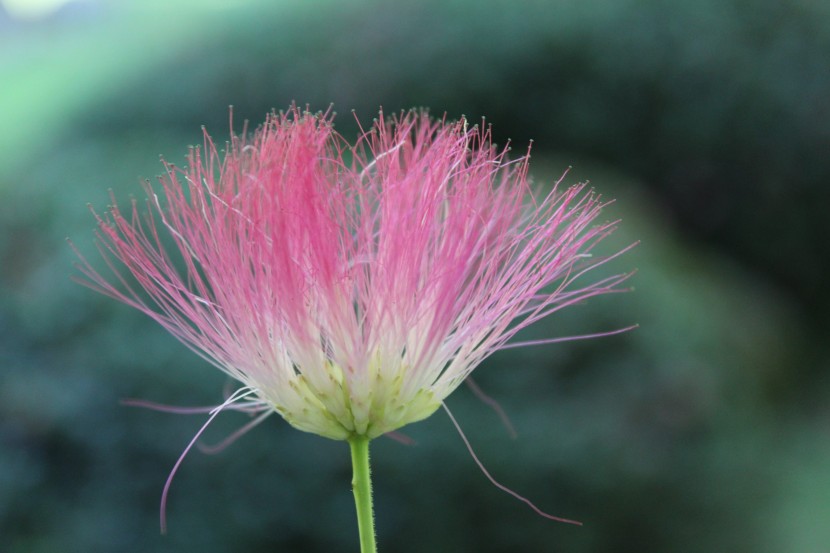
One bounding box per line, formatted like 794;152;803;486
349;435;377;553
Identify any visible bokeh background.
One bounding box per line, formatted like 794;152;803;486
2;0;829;551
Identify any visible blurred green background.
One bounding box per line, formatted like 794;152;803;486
1;0;829;551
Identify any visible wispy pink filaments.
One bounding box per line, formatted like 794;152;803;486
122;388;272;533
72;105;631;443
443;403;583;526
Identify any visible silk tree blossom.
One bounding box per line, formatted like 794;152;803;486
74;107;630;442
74;107;633;549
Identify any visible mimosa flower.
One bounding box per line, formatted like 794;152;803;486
75;106;628;440
73;106;632;544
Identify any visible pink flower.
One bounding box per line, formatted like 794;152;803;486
74;106;630;441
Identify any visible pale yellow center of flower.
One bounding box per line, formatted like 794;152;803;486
270;354;442;440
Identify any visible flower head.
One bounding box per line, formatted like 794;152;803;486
74;106;628;441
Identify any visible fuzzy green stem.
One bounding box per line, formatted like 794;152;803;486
349;435;377;553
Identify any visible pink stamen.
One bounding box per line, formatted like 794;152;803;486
464;377;518;439
442;403;583;526
159;387;256;534
383;431;417;446
499;324;640;350
197;410;273;455
120;398;225;415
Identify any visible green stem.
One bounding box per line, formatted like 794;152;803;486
349;435;377;553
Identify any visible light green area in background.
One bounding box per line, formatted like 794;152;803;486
0;0;328;180
2;0;72;20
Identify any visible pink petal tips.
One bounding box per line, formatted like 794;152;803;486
73;105;631;441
